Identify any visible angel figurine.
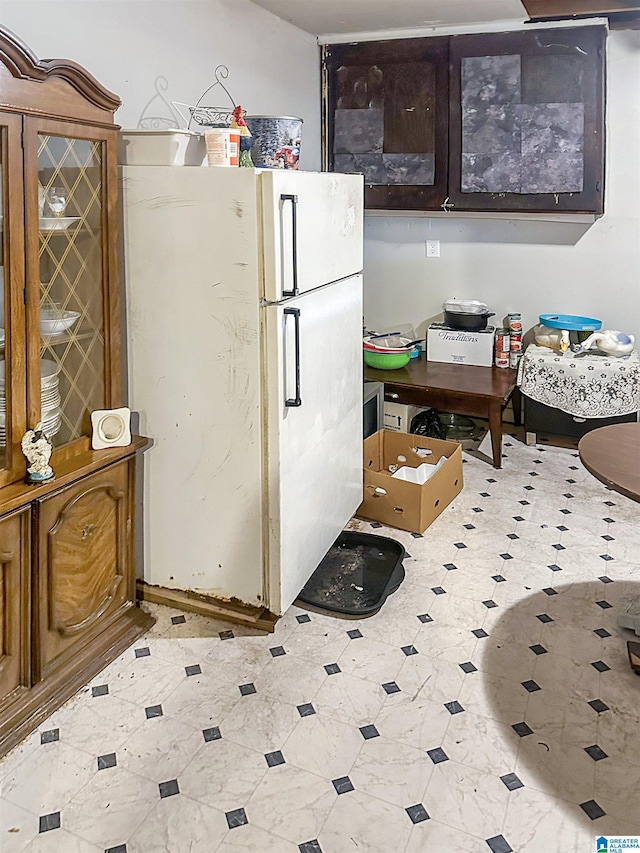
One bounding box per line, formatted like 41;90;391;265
21;423;54;484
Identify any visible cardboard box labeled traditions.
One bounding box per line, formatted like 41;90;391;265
427;323;495;367
357;430;463;534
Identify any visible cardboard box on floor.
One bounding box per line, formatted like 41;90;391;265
357;430;463;534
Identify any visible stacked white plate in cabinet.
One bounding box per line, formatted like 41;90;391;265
0;359;62;445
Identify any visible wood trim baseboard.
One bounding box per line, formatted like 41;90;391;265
136;580;278;633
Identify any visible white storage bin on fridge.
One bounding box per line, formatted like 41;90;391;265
118;129;207;166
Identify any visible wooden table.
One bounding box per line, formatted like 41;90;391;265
365;356;521;468
578;422;640;502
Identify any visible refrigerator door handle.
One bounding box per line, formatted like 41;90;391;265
284;307;302;407
280;193;299;297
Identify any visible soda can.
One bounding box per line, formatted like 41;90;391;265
509;350;522;369
508;313;522;334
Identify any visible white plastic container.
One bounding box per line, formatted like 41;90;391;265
118;129;207;166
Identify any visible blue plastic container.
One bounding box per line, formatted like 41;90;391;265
539;313;602;331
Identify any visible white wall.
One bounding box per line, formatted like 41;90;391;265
362;29;640;342
0;0;321;169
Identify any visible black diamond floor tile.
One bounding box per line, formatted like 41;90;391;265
239;683;257;695
265;750;285;767
299;842;322;853
269;646;286;657
473;628;489;639
580;800;606;820
92;685;109;697
444;701;465;715
97;752;117;770
159;778;179;798
332;776;354;794
40;729;59;744
171;615;186;625
417;613;433;623
591;661;610;672
406;803;430;824
382;682;401;694
529;644;547;656
512;722;534;737
427;747;449;764
536;614;553;623
203;726;221;741
486;834;513;853
134;647;151;658
145;704;163;719
588;699;610;713
444;563;458;570
596;600;612;609
324;663;341;675
594;628;612;638
219;630;235;641
297;703;316;717
492;575;506;583
225;807;248;829
521;680;541;693
482;600;498;608
39;812;60;833
500;773;524;791
360;724;380;740
460;662;478;674
584;745;608;761
432;587;447;595
402;645;419;656
296;614;311;624
347;629;363;639
185;664;202;676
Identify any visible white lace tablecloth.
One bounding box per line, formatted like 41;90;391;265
517;344;640;418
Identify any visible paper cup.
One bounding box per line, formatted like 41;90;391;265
205;128;240;167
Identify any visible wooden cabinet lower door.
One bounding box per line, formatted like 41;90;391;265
34;461;132;679
0;509;30;710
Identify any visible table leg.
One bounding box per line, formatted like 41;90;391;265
488;403;503;468
512;387;522;426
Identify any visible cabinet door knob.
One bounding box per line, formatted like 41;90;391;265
387;392;399;400
81;524;97;541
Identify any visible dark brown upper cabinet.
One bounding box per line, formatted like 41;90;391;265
448;25;606;214
322;37;450;211
322;25;606;215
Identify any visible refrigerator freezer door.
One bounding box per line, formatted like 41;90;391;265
262;274;363;614
261;171;363;302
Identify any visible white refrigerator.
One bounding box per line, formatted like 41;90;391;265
121;166;364;616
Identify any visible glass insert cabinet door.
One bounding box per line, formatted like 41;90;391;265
0;113;27;485
24;118;121;453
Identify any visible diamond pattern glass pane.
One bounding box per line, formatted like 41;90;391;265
38;135;105;446
0;127;6;467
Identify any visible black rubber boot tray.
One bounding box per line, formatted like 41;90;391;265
297;531;405;617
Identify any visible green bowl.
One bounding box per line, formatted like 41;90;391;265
363;349;411;370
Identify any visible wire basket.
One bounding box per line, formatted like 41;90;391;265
172;65;245;130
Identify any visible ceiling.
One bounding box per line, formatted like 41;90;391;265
249;0;529;37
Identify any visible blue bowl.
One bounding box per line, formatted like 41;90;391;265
539;313;602;331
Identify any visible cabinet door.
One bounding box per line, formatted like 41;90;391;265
23;118;121;458
323;37;449;211
34;460;132;678
0;113;28;486
0;509;30;710
448;25;606;213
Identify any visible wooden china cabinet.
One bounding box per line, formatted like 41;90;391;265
0;28;153;758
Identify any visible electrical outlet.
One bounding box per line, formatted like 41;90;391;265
426;240;440;258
